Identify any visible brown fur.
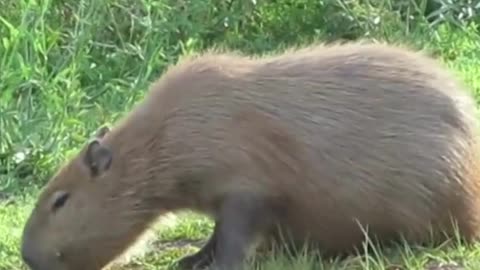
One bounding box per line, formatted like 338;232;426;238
21;41;480;270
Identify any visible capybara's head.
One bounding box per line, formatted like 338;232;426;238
21;126;161;270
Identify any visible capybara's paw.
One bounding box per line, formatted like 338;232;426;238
175;253;212;270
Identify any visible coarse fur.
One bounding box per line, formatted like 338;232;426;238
21;41;480;270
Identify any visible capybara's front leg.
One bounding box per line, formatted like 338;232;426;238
176;221;220;270
210;192;272;270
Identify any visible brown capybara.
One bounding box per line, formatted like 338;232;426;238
20;41;480;270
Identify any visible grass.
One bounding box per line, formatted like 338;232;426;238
1;0;480;269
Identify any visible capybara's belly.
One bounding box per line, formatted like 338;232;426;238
265;179;480;256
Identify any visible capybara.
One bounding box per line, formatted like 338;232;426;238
21;41;480;270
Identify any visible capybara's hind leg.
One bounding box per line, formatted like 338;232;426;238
176;221;220;270
211;192;273;270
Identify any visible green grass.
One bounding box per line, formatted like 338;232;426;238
1;0;480;269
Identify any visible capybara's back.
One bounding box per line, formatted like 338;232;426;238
234;43;480;252
21;42;480;270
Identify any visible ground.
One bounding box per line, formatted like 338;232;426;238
1;1;480;270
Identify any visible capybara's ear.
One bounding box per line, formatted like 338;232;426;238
95;125;110;139
83;140;112;177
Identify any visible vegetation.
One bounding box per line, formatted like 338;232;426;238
0;0;479;269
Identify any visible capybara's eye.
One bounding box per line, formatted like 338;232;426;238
51;191;70;212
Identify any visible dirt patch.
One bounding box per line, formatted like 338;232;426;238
109;238;207;270
425;261;465;270
151;238;206;252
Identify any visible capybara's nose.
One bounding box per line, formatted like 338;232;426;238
22;255;37;270
21;239;40;270
21;252;37;270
